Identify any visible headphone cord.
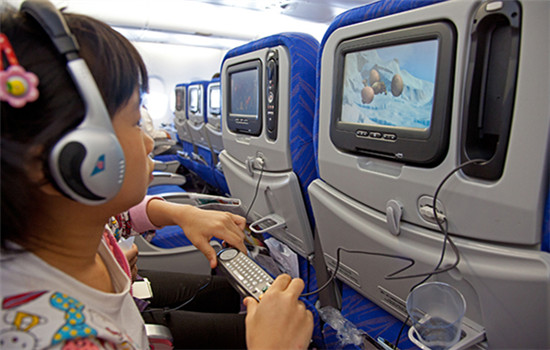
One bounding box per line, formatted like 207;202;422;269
244;163;265;222
141;273;214;315
298;158;486;348
392;158;487;349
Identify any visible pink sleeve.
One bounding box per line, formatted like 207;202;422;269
128;195;165;233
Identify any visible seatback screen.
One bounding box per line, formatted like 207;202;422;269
189;86;200;114
331;22;456;166
210;85;221;112
226;59;263;136
175;85;185;112
230;68;259;117
341;39;438;131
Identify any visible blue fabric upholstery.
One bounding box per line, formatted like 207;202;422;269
194;143;218;188
322;285;417;350
214;168;230;196
150;225;192;249
147;184;185;196
313;0;448;175
542;189;550;252
154;154;179;163
298;255;323;345
146;185;193;249
177;137;194;157
222;32;320;224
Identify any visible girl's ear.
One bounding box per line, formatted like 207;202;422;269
25;145;64;197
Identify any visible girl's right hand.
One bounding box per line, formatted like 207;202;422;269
243;274;313;350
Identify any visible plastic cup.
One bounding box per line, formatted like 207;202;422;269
406;282;466;350
118;236;135;251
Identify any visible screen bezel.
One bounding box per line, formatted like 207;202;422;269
330;21;456;166
188;84;202;116
226;59;263;137
175;85;186;113
208;82;221;116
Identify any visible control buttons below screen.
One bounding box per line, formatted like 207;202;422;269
355;129;397;142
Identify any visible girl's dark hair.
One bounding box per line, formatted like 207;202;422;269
1;6;149;249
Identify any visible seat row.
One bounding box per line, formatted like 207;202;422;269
141;0;550;349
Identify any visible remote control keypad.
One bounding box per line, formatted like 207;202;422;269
225;253;273;297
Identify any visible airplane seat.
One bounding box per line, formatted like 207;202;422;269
219;32;323;346
147;163;188;195
152;153;181;174
205;77;232;196
134;192;244;274
183;79;223;192
220;32;319;253
173;83;197;175
145;324;174;350
140;106;182;175
310;0;550;349
205;78;224;157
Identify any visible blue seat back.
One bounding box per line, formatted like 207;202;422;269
222;32;319;222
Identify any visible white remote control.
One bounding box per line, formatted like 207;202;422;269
217;248;274;301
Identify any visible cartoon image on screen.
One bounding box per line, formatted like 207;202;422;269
230;69;259;117
341;39;438;130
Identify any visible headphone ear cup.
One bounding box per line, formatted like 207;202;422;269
49;127;125;205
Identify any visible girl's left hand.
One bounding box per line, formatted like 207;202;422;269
147;200;247;268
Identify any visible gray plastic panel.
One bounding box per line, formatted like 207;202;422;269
174;110;194;145
316;0;550;245
221;46;292;172
206;123;224;154
220;150;314;257
187;83;210;149
135;236;219;275
309;179;550;349
187;118;210;149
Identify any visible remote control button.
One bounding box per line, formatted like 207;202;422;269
219;248;238;261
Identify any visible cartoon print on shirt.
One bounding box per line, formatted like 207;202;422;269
0;310;45;349
88;309;135;350
0;327;38;349
49;293;97;345
2;291;48;310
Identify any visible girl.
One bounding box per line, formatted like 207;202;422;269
0;2;313;349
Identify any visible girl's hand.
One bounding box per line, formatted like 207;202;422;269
146;200;247;268
244;274;313;350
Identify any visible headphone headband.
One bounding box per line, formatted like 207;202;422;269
21;0;80;57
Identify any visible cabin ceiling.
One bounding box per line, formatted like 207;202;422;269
3;0;373;48
199;0;371;23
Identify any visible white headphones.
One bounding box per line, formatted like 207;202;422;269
21;0;125;205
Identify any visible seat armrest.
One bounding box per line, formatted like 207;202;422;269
146;324;173;350
154;159;181;173
150;172;186;187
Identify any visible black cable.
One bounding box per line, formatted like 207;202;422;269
297;159;486;347
141;273;214;314
301;247;416;297
244;163;265;222
392;158;487;349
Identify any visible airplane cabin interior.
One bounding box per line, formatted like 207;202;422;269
2;0;549;349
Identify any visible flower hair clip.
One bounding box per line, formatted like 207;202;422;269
0;33;39;108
